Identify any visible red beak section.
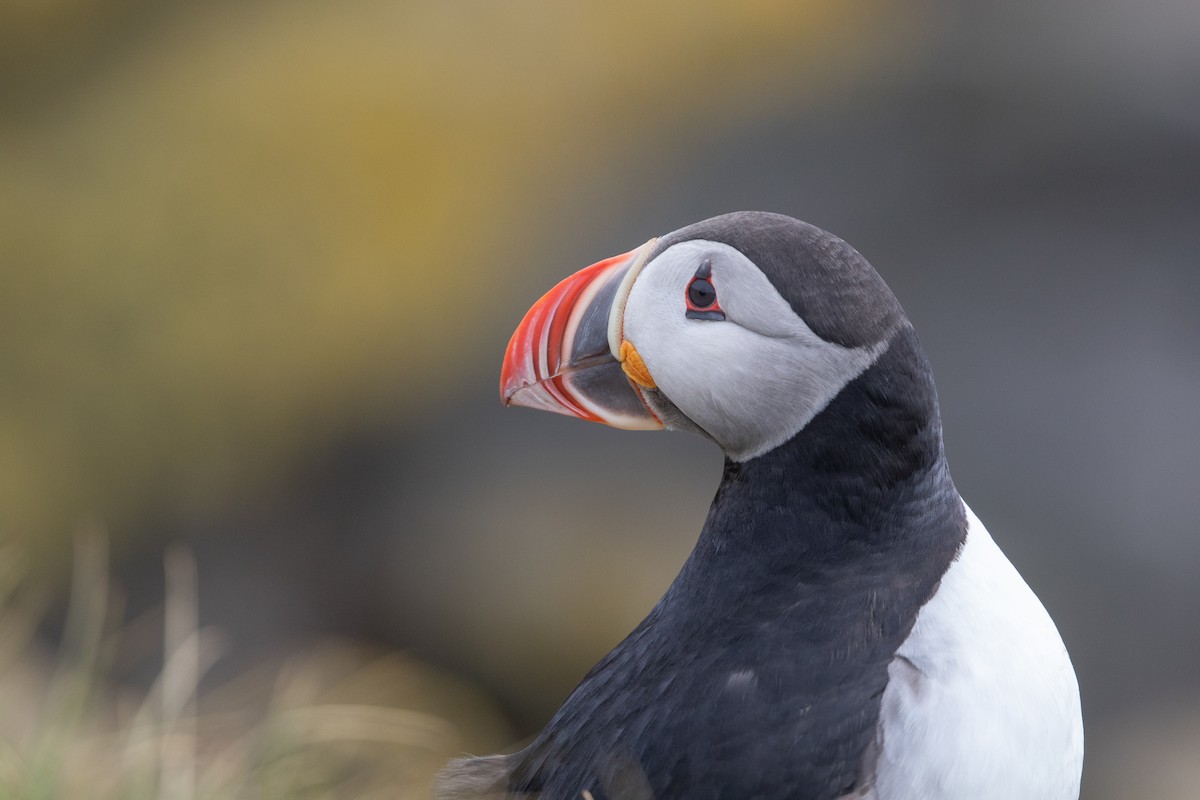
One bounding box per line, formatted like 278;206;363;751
500;240;662;430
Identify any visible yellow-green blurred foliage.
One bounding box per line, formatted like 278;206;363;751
0;532;511;799
0;0;895;570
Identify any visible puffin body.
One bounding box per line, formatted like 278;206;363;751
440;213;1083;800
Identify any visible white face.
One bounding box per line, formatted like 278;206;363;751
619;240;889;461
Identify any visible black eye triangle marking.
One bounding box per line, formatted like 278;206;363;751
694;259;713;280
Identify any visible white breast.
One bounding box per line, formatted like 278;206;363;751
868;503;1084;800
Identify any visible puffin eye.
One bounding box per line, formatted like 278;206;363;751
688;278;716;308
685;260;725;321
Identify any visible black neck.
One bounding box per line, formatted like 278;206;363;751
673;324;964;613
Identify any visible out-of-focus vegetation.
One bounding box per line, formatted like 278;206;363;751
0;531;509;799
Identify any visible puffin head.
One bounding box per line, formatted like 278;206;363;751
501;212;908;461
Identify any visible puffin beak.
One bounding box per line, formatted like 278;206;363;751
500;239;663;430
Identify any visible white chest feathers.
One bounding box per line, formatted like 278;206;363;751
867;503;1084;800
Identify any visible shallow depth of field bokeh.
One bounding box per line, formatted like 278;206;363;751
2;1;1198;797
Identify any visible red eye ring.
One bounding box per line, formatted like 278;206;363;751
685;260;725;320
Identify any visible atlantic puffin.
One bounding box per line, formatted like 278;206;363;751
438;212;1083;800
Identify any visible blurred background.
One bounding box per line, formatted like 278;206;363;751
2;0;1198;797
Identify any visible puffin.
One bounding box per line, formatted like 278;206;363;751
437;212;1083;800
